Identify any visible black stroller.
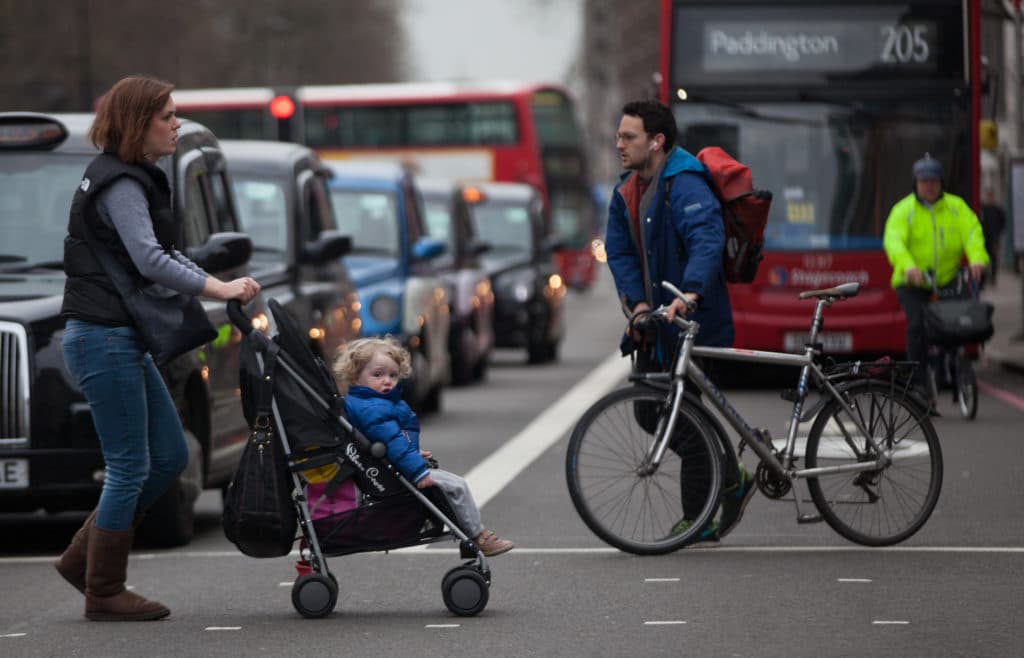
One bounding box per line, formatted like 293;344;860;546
226;299;492;618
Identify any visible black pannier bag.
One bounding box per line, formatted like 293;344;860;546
924;298;994;347
222;339;298;557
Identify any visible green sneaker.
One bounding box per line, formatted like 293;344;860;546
718;464;756;539
669;518;721;546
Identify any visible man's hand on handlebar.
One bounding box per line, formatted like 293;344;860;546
664;295;697;323
905;267;925;287
968;263;986;282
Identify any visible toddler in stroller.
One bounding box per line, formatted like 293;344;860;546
225;299;506;619
333;336;514;558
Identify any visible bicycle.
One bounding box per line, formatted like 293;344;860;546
924;268;985;420
566;280;943;555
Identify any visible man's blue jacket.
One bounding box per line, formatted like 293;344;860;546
605;146;734;353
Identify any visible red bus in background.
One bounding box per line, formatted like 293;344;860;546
660;0;981;357
172;82;599;291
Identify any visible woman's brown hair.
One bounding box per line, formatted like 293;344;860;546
89;76;174;163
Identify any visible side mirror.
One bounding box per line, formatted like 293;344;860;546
541;236;567;253
411;236;446;261
469;238;492;256
300;230;352;264
187;232;252;272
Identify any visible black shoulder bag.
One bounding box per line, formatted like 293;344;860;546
222;340;299;558
80;220;216;366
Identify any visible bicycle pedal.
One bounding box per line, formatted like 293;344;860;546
796;513;823;524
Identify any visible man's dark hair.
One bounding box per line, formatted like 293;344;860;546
622;99;677;151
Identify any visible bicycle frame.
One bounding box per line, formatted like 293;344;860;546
642;290;894;519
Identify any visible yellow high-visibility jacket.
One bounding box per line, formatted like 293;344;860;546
882;192;989;288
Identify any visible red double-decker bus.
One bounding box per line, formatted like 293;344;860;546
660;0;981;356
172;82;599;291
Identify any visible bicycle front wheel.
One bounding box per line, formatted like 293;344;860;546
955;353;978;420
565;386;723;555
805;381;943;546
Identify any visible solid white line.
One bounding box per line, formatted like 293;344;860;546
463;351;630;507
873;621;910;625
425;624;460;628
204;626;242;631
644;620;687;625
6;545;1024;564
838;578;873;583
645;578;681;582
0;633;27;638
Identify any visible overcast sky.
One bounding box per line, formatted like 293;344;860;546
400;0;583;84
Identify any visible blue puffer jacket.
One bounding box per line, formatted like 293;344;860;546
343;386;429;483
605;146;734;354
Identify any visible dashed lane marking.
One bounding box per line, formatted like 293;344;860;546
837;578;873;582
872;620;910;625
644;578;681;582
204;626;242;631
1;634;27;638
644;621;687;625
425;624;460;628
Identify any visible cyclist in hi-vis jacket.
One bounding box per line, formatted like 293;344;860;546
882;153;989;403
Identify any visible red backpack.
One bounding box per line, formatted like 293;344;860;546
694;147;772;284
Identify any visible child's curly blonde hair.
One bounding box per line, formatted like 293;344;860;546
333;336;412;385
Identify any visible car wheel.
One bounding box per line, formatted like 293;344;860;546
137;430;201;547
450;324;474;386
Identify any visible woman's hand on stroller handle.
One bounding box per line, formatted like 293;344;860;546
227;299;253;335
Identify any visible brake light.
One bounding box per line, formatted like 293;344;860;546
462;186;485;204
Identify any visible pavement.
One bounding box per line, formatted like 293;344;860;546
980;266;1024;374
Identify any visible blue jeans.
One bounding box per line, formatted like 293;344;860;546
62;320;189;530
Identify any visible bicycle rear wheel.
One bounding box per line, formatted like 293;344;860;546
805;381;942;546
954;352;978;420
565;385;723;555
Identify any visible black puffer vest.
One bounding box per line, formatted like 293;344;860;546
61;151;178;326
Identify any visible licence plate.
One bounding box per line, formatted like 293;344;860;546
0;459;28;489
784;332;853;353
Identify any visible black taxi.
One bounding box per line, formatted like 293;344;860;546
463;182;566;363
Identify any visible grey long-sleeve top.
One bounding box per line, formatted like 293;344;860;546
96;177;208;296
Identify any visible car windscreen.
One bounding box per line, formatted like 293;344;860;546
0;153;89;267
329;189;400;256
469;201;532;252
230;176;289;254
422;195;455;250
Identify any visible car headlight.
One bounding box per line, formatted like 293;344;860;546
513;282;531;302
370;295;400;324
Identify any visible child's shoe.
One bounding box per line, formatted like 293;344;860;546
474;529;514;557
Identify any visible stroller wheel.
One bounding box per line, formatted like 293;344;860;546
441;566;489;617
292;574;338;619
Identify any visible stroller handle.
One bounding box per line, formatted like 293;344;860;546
227;300;253;335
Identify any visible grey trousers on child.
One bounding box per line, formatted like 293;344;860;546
429;469;483;537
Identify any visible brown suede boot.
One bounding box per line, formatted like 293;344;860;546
56;511;144;595
55;509;97;594
84;525;169;621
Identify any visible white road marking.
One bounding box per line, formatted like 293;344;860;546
873;620;910;625
463;351;629;507
205;626;242;631
1;633;27;638
837;578;873;583
279;582;291;587
4;545;1024;565
644;578;681;582
644;620;687;625
425;624;460;628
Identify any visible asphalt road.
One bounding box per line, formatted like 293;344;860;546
3;270;1023;657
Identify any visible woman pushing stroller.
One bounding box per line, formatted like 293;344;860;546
333;337;514;557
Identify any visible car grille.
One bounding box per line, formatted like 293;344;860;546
0;322;29;442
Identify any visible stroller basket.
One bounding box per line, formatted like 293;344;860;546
226;299;492;619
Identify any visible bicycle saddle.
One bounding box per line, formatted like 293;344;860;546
798;282;860;300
